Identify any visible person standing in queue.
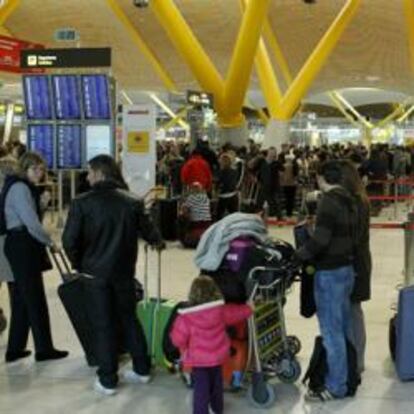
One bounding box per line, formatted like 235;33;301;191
296;160;357;402
0;152;68;363
338;160;372;375
62;154;165;396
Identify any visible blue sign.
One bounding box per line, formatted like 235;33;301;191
23;76;53;120
52;75;81;119
57;125;82;169
81;75;111;119
27;124;54;168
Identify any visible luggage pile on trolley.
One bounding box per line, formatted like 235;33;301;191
191;213;302;408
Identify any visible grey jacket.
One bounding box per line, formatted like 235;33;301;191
194;213;268;271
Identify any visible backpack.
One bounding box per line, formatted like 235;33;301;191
303;336;361;396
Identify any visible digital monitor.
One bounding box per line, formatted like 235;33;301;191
57;124;82;169
85;124;112;161
52;75;81;120
81;75;111;120
27;124;54;168
23;76;53;120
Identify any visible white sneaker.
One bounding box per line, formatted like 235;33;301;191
94;378;117;396
123;369;151;384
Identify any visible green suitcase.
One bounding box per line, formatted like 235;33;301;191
137;245;177;370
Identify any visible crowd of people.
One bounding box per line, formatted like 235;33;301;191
0;135;411;412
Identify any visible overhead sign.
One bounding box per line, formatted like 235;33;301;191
0;35;44;73
21;47;111;69
186;90;214;109
54;28;80;42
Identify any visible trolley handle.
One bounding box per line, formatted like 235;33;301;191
247;266;284;289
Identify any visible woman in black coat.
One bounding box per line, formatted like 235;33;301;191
339;160;372;374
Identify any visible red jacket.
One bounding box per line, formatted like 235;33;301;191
181;155;213;191
170;300;252;367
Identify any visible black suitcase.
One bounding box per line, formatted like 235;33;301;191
157;198;178;241
51;250;98;367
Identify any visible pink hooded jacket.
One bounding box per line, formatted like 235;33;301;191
170;300;252;367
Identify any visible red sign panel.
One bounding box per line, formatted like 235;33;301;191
0;35;44;73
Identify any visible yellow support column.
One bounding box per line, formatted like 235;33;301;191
106;0;177;92
404;0;414;73
151;0;225;113
0;0;20;26
263;20;293;85
221;0;271;126
275;0;362;121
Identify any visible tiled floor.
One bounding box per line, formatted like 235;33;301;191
0;217;411;413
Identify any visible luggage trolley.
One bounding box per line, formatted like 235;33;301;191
245;264;301;408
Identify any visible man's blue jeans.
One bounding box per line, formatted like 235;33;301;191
314;265;355;397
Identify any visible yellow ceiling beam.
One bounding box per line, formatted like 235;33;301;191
328;93;363;129
331;91;373;129
106;0;177;92
161;106;189;129
274;0;362;121
0;0;20;27
239;0;282;120
398;105;414;123
221;0;271;127
263;20;293;86
148;93;189;129
150;0;225;113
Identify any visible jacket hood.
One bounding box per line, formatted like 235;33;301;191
325;186;355;209
178;300;225;329
92;179;128;192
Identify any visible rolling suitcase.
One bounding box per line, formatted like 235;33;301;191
51;250;97;367
137;245;176;369
157;198;178;241
395;286;414;380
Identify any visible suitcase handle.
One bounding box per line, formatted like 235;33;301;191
143;244;162;303
49;248;72;280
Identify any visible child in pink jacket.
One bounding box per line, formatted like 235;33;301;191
171;275;252;414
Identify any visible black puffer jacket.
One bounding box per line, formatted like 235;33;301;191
297;187;358;271
62;180;162;281
351;198;372;302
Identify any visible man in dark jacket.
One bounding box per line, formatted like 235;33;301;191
296;160;358;402
256;147;284;219
62;155;164;396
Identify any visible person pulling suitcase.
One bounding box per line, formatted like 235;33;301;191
62;154;165;396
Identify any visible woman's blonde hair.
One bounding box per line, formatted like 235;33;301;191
0;156;18;188
188;275;223;306
18;151;45;177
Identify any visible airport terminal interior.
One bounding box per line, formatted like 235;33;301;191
0;0;414;413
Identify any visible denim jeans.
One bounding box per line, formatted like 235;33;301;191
314;265;355;397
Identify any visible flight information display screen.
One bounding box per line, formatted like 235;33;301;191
27;124;54;168
85;124;112;161
57;124;82;169
23;76;53;120
81;75;111;119
52;75;81;120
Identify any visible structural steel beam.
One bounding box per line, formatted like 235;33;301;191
328;93;363;129
148;93;189;129
398;105;414;123
331;91;373;129
274;0;362;121
263;20;293;85
106;0;177;92
161;107;189;129
239;0;281;120
404;0;414;73
0;0;20;27
151;0;225;112
221;0;271;126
